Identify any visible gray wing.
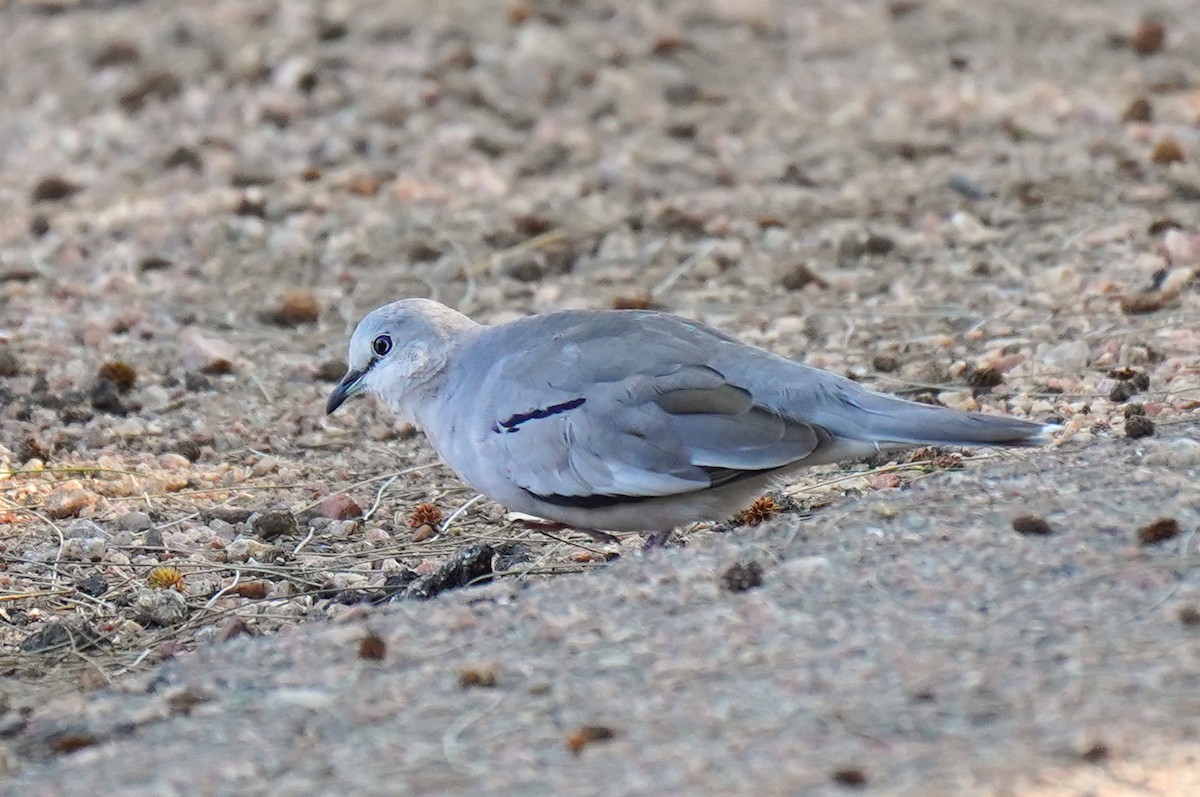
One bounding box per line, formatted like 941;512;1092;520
472;314;825;507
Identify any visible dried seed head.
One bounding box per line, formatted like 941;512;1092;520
98;360;137;393
458;665;498;689
408;502;444;529
732;495;781;526
147;566;184;591
931;453;964;470
1150;137;1185;165
612;295;655;310
566;725;617;755
1137;517;1180;546
358;632;386;661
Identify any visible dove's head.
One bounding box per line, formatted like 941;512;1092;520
326;299;478;417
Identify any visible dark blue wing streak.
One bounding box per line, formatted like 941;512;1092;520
491;397;587;434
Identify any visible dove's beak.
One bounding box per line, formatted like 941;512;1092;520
326;368;367;415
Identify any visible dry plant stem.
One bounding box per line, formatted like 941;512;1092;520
438;494;484;533
362;474;400;522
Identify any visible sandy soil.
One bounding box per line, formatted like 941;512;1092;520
1;0;1199;793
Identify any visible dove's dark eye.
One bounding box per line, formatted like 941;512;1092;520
372;334;393;357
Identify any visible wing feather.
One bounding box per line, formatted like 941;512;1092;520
485;351;823;504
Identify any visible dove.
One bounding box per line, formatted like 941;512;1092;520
327;299;1056;536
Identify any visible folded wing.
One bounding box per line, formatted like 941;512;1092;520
486;358;825;508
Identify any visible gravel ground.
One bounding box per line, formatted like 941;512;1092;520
1;0;1199;793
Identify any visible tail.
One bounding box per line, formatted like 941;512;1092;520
819;386;1059;448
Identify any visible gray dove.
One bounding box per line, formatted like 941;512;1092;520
327;299;1056;535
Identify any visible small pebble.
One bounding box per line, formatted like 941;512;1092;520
20;623;74;653
871;473;902;490
1132;19;1166;56
0;348;19;377
139;255;172;272
779;263;828;291
872;354;900;373
45;488;96;520
90;379;126;415
230;581;270;599
250;456;280;477
1109;382;1136;403
92;39;141;68
1125;415;1155;439
134;588;188;626
316;360;346;382
831;767;868;788
31;175;82;203
721;561;764;592
252;511;298;540
1145;439;1200;468
119;70;181;112
216;617;254;642
163;146;203;171
175;439;204;461
180;328;237;375
159;453;191;470
225;537;277;562
946;174;991;200
316;494;362;520
75;574;109;597
263;290;320;327
81;538;107;561
1122;97;1152;123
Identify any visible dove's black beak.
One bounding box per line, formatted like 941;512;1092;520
326;367;367;415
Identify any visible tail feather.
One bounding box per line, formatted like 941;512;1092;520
829;389;1058;448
